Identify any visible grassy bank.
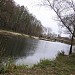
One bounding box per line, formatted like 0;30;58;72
0;53;75;75
0;29;39;39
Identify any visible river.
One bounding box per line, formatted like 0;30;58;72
0;35;74;66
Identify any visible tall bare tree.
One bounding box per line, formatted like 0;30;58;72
41;0;75;54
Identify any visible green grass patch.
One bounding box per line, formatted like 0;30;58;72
0;53;75;75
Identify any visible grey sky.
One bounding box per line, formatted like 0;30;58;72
14;0;59;34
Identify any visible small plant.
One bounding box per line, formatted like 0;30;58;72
5;58;16;73
0;63;7;74
0;58;16;74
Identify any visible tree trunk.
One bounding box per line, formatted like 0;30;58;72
69;33;74;55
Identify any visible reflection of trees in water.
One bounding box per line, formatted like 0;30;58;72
0;34;39;60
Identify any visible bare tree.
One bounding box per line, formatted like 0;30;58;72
41;0;75;54
62;14;75;54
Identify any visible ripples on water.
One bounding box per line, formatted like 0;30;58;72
15;40;71;66
0;35;74;66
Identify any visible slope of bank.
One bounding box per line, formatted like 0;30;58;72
0;29;39;39
0;53;75;75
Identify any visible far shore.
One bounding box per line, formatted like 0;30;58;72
0;29;75;45
0;29;39;39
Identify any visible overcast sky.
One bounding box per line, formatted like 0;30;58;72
14;0;59;34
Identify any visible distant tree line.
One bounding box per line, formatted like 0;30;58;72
0;0;43;36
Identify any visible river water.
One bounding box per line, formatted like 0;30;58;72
0;35;74;66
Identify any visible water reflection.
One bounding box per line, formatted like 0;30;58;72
0;35;38;59
15;40;71;66
0;35;74;66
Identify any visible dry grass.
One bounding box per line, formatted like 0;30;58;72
0;53;75;75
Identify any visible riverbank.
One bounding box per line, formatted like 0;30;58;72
0;29;39;39
0;29;75;45
0;53;75;75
